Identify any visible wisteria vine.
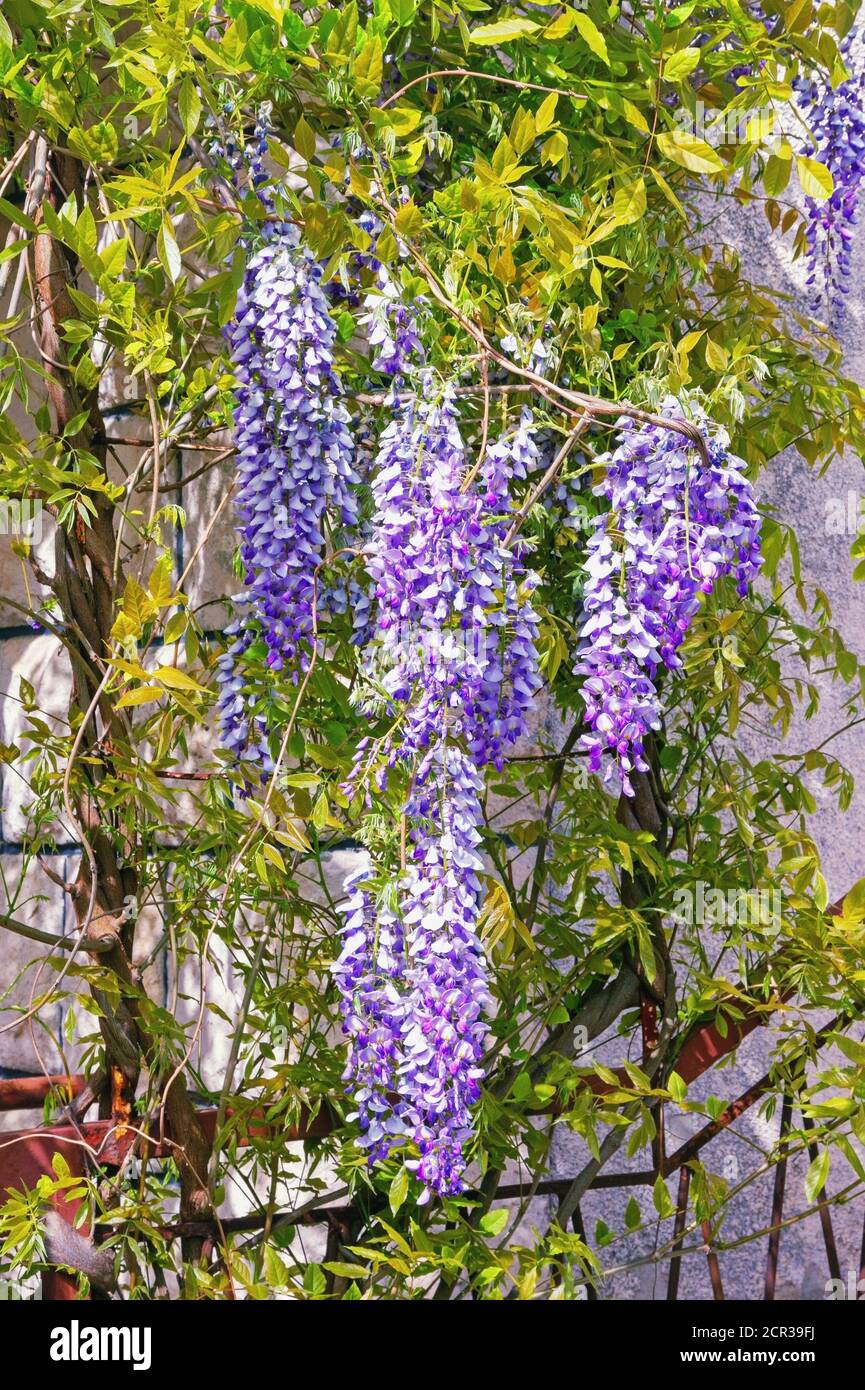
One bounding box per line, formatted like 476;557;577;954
215;114;769;1201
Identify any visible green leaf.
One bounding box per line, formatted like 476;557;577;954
0;197;38;235
469;18;540;45
653;1174;674;1218
624;1196;641;1230
573;13;609;65
178;79;202;137
325;2;358;60
667;1071;688;1103
613;178;646;225
157;221;182;284
796;155;833;201
763;151;792;197
388;0;417;24
830;1032;865;1066
323;1262;369;1279
844;876;865;916
511;1070;532;1101
804;1147;830;1204
294;115;317;162
663;47;701;82
353;34;383;98
479;1208;509;1236
389;1166;409;1215
657;129;724;174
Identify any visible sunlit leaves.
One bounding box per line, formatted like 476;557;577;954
656;128;725;174
469;18;540;44
796;153;834;200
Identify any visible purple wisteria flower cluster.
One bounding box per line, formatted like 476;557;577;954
215;225;358;760
795;31;865;312
334;387;542;1198
575;402;762;797
333;866;406;1163
357;388;542;774
334;748;491;1199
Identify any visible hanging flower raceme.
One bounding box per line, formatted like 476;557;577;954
336;382;543;1197
575;402;762;796
467;410;544;770
358;391;542;773
215;222;358;758
333;866;407;1163
399;745;491;1200
795;32;865;311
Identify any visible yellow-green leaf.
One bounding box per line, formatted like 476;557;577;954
573;12;609;64
394;199;424;237
353;34;383;98
294;115;317;162
663;47;701;82
804;1147;830;1204
796;154;833;201
470;18;539;44
613;178;646;226
153;666;207;694
116;685;164;709
535;90;558;133
657;129;724;174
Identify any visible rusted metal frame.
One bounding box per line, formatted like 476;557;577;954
800;1112;842;1282
764;1094;792;1301
701;1220;725;1300
570;1204;598;1300
667;1166;691;1301
662;1014;843;1177
495;1172;657;1200
0;1073;85;1112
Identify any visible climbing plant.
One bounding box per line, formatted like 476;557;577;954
1;0;865;1299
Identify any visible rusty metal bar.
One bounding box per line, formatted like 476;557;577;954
0;1073;85;1112
764;1095;792;1301
801;1113;842;1282
702;1220;725;1300
667;1166;691;1301
571;1204;598;1301
495;1171;657;1201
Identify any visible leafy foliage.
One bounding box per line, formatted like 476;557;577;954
0;0;864;1299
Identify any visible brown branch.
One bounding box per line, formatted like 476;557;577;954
380;67;589;110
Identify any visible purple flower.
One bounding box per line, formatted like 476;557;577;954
333;866;407;1162
216;225;358;758
795;31;865;313
337;384;543;1197
575;400;762;796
